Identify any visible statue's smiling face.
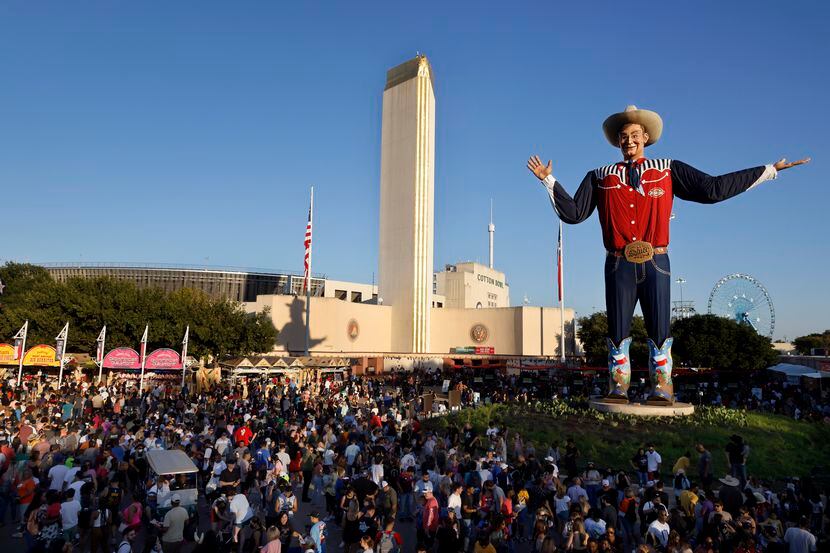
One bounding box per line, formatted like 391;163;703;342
619;123;649;161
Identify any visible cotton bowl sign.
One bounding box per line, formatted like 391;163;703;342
145;348;182;370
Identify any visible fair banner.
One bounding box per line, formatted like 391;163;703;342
144;348;182;370
102;347;141;369
0;344;16;365
22;345;60;367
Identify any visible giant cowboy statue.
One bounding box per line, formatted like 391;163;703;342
528;106;809;405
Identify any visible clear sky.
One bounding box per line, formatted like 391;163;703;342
1;1;827;341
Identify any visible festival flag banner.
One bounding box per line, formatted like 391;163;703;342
96;326;107;364
180;326;190;388
139;325;148;361
55;323;69;362
13;321;28;360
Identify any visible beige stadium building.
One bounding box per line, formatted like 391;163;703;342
244;55;576;361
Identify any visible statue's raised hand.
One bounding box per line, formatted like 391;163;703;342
773;157;810;171
527;155;552;181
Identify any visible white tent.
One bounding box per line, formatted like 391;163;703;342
802;371;830;379
767;363;817;384
766;363;816;376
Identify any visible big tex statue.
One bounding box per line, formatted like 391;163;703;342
529;106;808;405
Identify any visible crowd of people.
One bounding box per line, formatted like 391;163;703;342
0;368;825;553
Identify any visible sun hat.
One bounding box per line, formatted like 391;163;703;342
602;105;663;147
719;476;740;487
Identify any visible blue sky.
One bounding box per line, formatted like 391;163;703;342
1;1;827;340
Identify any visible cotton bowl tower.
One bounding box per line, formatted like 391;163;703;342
378;55;436;353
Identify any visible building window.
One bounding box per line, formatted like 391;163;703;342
351;291;362;303
476;302;482;309
335;289;347;300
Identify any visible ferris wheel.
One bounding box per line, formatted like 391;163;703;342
707;273;775;338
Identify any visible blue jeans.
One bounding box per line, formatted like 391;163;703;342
731;463;747;489
605;253;671;345
399;492;414;518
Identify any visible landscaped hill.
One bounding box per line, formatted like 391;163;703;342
424;400;830;481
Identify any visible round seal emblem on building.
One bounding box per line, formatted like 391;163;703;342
347;319;359;341
470;323;489;343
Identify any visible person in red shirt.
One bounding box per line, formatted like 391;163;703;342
16;469;37;524
233;423;253;447
420;489;440;548
369;410;382;429
529;106;809;404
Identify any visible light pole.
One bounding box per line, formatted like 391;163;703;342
675;278;687;318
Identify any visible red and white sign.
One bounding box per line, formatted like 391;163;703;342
102;347;141;369
475;347;496;355
144;348;182;370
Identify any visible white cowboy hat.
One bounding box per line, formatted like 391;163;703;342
602;105;663;147
719;475;740;487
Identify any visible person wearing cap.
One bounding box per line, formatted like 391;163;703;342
160;493;189;553
529;107;809;404
420;488;440;549
307;511;327;553
378;480;398;522
718;475;744;517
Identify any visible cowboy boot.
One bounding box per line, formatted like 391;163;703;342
646;337;674;405
605;337;632;403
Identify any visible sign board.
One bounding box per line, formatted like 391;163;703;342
422;393;434;414
819;362;830;374
103;347;141;369
448;389;461;408
22;345;60;367
451;347;476;354
475;347;495;355
144;348;182;370
0;344;16;365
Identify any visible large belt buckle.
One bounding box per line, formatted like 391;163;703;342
624;241;654;263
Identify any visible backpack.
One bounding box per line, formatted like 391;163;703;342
376;531;401;553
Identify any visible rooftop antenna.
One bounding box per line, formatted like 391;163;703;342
488;199;495;269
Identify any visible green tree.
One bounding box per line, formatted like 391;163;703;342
0;263;277;360
792;330;830;355
577;312;649;367
671;314;777;370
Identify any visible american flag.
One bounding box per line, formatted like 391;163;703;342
302;189;313;294
557;220;564;302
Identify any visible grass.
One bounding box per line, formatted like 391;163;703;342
423;400;830;482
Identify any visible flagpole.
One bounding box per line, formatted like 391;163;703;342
181;326;189;390
559;220;566;364
15;321;28;387
57;323;69;389
305;186;314;357
96;326;107;384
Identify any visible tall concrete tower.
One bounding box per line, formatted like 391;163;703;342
488;199;495;269
378;55;435;353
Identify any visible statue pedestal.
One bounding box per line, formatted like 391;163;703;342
589;397;695;417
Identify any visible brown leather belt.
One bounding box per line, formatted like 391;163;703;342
607;246;668;257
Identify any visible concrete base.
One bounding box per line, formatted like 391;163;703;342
590;397;695;417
